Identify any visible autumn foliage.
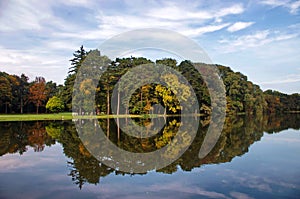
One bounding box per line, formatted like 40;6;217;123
29;77;47;114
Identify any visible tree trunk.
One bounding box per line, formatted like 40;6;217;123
163;107;166;123
5;103;8;114
106;88;110;115
117;91;120;141
36;105;39;114
106;118;110;137
140;91;143;113
125;108;128;125
117;91;120;116
117;117;120;141
20;97;23;114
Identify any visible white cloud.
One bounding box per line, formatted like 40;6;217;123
52;3;242;41
260;74;300;85
146;5;211;20
260;0;300;14
260;0;289;7
0;1;84;33
60;0;94;7
290;0;300;14
0;1;44;31
0;0;299;94
0;47;69;84
218;30;298;52
43;40;83;51
227;22;255;32
219;30;270;50
182;23;231;37
146;3;244;21
0;1;245;42
217;4;244;16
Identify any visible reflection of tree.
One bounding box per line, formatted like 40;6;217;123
0;122;26;155
46;121;113;189
157;114;300;173
27;122;55;152
0;121;55;155
1;114;299;189
262;114;300;133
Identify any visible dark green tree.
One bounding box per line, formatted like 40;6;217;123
0;76;12;113
61;46;87;111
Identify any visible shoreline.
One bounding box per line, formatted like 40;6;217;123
0;113;206;122
1;111;299;122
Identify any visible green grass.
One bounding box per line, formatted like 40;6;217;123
0;113;204;122
0;113;73;121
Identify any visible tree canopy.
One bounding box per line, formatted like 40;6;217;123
0;46;299;114
46;96;64;113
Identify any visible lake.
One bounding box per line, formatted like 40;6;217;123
0;114;299;199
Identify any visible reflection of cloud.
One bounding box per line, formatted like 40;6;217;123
0;145;65;172
149;182;230;199
220;168;299;194
230;191;254;199
85;179;230;199
263;137;300;143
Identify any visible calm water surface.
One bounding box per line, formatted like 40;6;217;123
0;114;299;199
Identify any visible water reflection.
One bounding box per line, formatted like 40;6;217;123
0;121;55;155
0;114;299;189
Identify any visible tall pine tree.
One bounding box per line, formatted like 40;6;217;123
62;45;87;111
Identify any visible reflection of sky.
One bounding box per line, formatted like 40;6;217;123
0;130;299;198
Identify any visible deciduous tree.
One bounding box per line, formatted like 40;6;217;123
46;96;64;113
29;77;47;114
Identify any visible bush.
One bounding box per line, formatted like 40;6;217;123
46;96;64;113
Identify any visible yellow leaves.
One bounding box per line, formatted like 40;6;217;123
169;119;181;127
162;74;179;87
165;95;173;102
79;143;91;157
144;100;152;112
79;79;94;96
155;119;180;149
155;73;193;113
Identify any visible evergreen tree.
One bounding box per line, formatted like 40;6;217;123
62;45;87;111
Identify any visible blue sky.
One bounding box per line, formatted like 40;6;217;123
0;0;299;93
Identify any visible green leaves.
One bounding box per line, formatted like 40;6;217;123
46;96;64;113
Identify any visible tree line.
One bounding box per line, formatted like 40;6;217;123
0;45;299;114
0;72;63;113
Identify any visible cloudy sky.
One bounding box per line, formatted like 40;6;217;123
0;0;299;93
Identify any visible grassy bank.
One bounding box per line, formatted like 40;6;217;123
0;113;73;121
0;113;204;122
0;113;138;121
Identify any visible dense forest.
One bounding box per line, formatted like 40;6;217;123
0;46;299;114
